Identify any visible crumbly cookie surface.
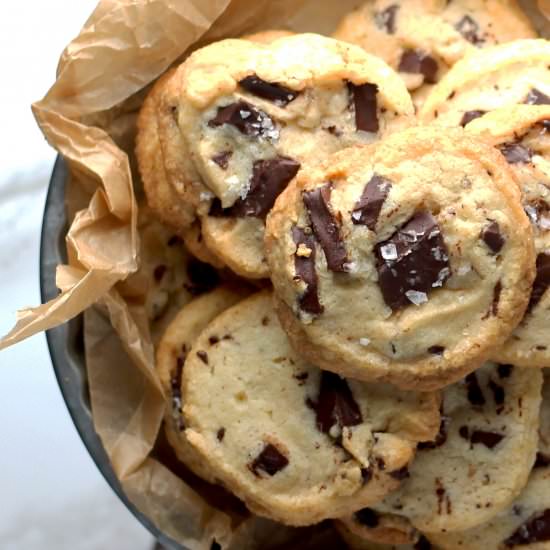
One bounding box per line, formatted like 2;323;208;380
170;33;413;278
333;0;536;103
156;287;248;483
419;39;550;126
266;126;535;390
466;105;550;367
182;292;440;526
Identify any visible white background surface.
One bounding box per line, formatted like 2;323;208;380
0;2;153;548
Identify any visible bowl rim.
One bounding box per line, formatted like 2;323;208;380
40;155;184;550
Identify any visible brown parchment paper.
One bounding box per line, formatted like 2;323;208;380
1;1;549;548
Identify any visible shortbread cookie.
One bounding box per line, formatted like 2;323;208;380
333;0;536;101
466;105;550;367
266;126;535;390
419;39;550;127
156;287;248;482
429;372;550;549
182;292;440;525
375;363;542;534
169;33;413;278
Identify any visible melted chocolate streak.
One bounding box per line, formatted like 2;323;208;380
292;226;323;315
303;183;349;272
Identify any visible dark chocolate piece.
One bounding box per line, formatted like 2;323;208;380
217;428;226;441
208;101;276;139
493;281;502;316
249;443;289;477
375;211;450;311
527;253;550;313
361;468;373;483
460;110;487;127
390;466;410;480
535;453;550;468
428;346;445;355
351;174;393;230
461;427;505;449
419;415;450;450
292;226;323;315
398;50;439;84
525;88;550;105
481;221;505;254
355;508;379;528
525;199;550;230
488;379;505;412
211;151;232;170
374;4;399;33
348;82;380;133
498;364;513;378
239;75;299;106
309;371;363;435
303;183;349;272
465;372;486;406
170;354;186;431
499;142;533;164
504;509;550;546
185;259;220;296
197;350;209;365
455;15;484;45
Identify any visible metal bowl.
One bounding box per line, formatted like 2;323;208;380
40;156;182;550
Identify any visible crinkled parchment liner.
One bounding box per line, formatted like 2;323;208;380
1;1;549;548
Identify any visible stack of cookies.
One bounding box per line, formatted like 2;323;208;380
135;2;550;548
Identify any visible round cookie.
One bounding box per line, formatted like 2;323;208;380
266;126;535;390
428;371;550;549
465;105;550;367
419;39;550;127
333;0;536;103
181;292;441;526
374;363;542;534
156;287;248;482
171;33;414;278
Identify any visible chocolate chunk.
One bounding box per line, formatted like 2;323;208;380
217;428;226;442
154;264;167;282
249;443;289;477
390;466;410;480
525;199;550;230
398;50;439;84
225;157;300;219
309;371;363;435
239;75;299;106
469;430;505;449
292;226;323;315
376;457;386;471
489;379;505;412
504;509;550;546
455;15;484;45
498;364;513;378
209;336;219;345
208;101;276;139
492;281;502;316
355;508;379;528
197;351;209;365
361;468;373;483
499;142;533;164
374;4;399;33
428;346;445;355
535;452;550;468
465;372;486;406
419;415;450;450
460;110;487;127
527;253;550;313
481;221;505;254
170;355;186;431
211;151;232;169
525;88;550;105
185;259;220;296
375;211;450;311
414;536;433;550
351;174;393;230
348;82;379;133
303;183;349;272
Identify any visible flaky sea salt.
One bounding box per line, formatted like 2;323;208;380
432;267;451;288
359;338;371;347
405;290;428;306
457;264;472;276
380;243;398;260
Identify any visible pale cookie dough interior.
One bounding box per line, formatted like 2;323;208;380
182;292;440;526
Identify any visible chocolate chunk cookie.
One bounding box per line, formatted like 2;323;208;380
181;292;440;525
428;371;550;549
333;0;535;106
419;39;550;126
156;287;248;482
374;363;542;534
466;105;550;367
266;126;535;390
169;33;413;278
